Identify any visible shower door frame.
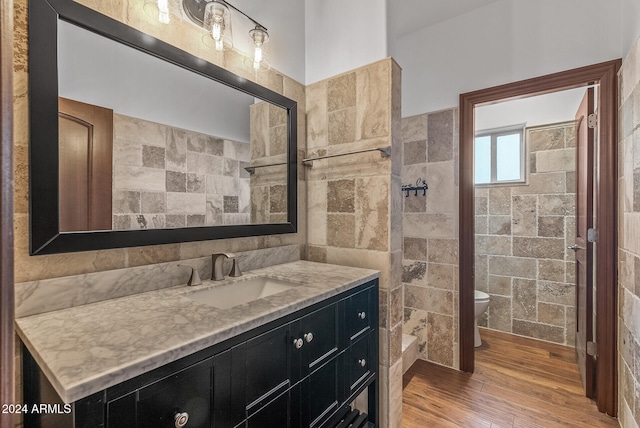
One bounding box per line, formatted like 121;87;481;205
458;59;620;417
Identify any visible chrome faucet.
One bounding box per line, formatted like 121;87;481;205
211;253;242;281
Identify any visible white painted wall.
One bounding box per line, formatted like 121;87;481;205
475;87;586;131
395;0;623;117
305;0;388;84
622;0;640;58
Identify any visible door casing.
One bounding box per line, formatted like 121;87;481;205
458;59;621;416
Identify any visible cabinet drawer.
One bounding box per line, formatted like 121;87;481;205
345;287;374;342
299;303;340;372
136;358;213;428
347;334;373;394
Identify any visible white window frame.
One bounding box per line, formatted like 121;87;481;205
474;124;526;186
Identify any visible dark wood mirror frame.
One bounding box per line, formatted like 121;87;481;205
28;0;298;255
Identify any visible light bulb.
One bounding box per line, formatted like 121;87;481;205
249;26;269;71
212;22;221;41
253;46;262;69
157;0;170;24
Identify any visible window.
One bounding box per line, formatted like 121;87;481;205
474;125;525;185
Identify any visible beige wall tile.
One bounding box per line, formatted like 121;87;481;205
307;181;327;246
327;72;356;112
306;80;328;150
356;60;390;141
488;187;512;215
476;235;512;256
512;195;538;236
489;256;537;279
328;107;357;145
513;320;564;343
536;148;576;172
513;237;565;260
427;313;454;365
512;172;567;195
425;160;455;214
528;127;565;152
488;275;511;296
326;213;356;248
355;176;389;251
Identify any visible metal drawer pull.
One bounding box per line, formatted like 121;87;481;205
174;411;189;427
304;332;314;343
293;338;304;349
358;359;366;367
358;312;366;320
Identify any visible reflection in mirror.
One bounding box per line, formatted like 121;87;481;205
57;20;288;232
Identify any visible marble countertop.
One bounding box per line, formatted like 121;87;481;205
15;261;379;404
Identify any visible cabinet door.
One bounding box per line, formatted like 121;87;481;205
136;358;213;428
246;384;300;428
242;324;291;418
302;357;340;428
298;303;340;376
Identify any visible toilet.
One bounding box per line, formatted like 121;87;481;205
474;290;490;347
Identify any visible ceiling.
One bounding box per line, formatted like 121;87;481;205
388;0;502;39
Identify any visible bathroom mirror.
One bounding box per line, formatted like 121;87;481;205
29;0;297;255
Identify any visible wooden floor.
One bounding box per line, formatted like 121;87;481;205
402;328;619;427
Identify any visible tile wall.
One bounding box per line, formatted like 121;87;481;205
111;113;251;229
475;122;577;346
305;58;403;428
401;109;460;369
618;35;640;428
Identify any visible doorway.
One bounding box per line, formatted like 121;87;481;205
458;60;621;416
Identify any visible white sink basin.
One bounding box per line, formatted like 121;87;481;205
185;276;299;309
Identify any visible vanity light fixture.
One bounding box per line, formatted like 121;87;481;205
202;0;233;51
248;25;270;71
145;0;271;71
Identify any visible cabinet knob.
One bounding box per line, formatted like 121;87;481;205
358;311;366;320
174;411;189;427
293;338;304;349
304;332;314;343
358;359;366;367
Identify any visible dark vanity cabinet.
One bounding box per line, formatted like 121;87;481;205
23;280;379;428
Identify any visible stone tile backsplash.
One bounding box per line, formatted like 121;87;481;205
15;244;301;318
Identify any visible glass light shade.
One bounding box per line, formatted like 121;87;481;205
246;26;270;71
202;1;233;51
143;0;180;24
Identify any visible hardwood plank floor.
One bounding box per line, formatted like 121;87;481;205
402;328;619;427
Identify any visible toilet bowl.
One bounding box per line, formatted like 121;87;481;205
474;290;490;347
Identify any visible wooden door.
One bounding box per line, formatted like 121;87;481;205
58;97;113;231
574;87;595;398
